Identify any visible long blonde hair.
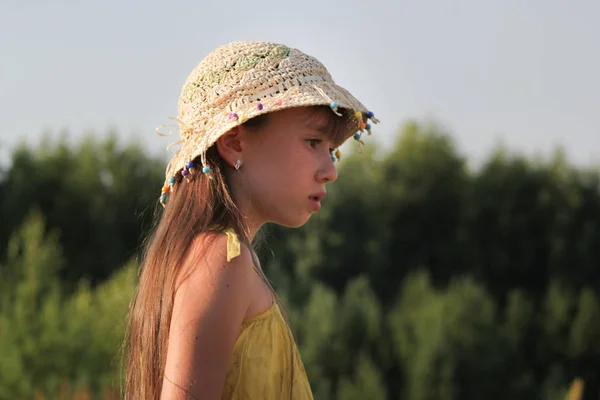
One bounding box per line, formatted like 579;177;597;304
121;106;352;399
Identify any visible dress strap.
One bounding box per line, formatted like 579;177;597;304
223;228;241;262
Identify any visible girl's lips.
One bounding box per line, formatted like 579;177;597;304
309;192;326;202
309;192;325;211
309;197;321;211
308;192;326;211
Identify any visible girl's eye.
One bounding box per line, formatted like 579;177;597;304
306;139;335;154
306;139;321;148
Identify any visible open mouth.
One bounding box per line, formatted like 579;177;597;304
309;193;326;202
308;192;326;212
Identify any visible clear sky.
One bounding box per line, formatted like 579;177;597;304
1;0;598;168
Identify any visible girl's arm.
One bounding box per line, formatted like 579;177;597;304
161;233;254;400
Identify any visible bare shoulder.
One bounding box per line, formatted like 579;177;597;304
170;231;256;334
175;231;255;299
162;231;255;399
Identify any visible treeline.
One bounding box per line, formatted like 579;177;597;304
0;121;598;399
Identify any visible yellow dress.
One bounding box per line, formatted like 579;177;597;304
221;229;314;400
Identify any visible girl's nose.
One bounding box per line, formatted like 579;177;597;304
316;152;338;183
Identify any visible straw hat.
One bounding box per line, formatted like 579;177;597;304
158;41;379;204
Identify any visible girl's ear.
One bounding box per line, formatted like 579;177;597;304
216;127;243;168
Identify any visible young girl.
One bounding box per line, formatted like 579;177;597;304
123;41;379;400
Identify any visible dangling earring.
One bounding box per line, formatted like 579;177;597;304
235;159;242;170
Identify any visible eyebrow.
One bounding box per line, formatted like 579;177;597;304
305;118;331;135
310;126;328;136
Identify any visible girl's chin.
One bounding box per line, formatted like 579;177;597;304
272;212;313;229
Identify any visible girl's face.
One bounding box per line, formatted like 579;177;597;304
231;107;343;230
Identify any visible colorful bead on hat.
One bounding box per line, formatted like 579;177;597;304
366;111;379;123
329;102;342;117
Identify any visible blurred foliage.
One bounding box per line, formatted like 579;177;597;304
0;210;136;399
0;121;598;399
0;132;162;290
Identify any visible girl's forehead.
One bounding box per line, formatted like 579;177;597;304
304;108;333;127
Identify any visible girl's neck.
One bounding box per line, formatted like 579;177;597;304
227;174;264;242
244;217;261;242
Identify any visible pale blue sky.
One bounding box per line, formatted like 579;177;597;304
1;0;598;168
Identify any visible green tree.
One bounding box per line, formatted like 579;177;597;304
0;209;64;398
0;132;164;289
0;209;137;399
